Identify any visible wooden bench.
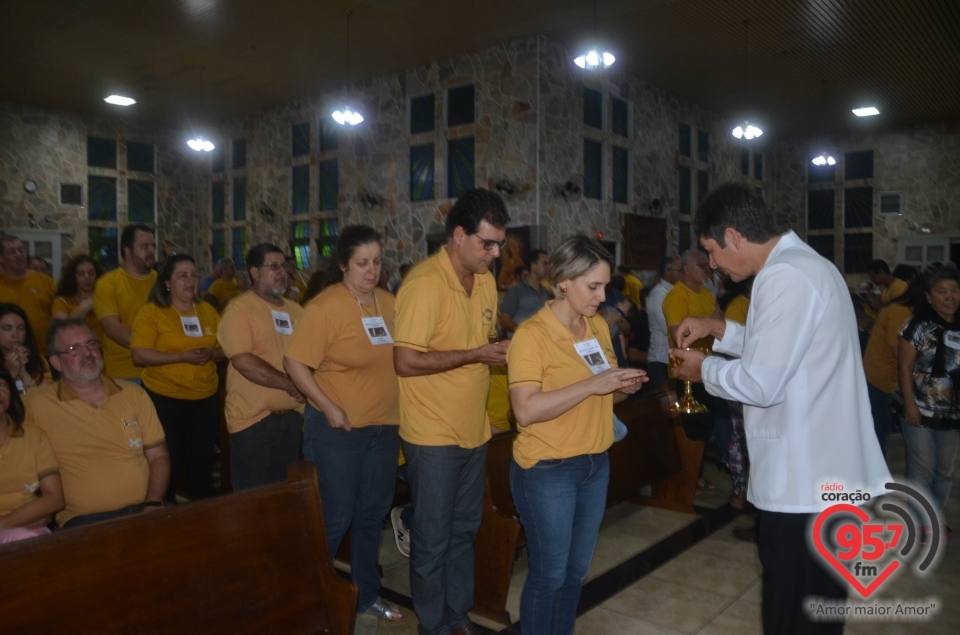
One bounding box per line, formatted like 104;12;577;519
0;462;359;635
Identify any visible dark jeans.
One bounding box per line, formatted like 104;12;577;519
61;504;145;529
303;405;399;613
511;453;609;635
758;510;846;635
867;383;894;459
230;410;303;491
144;387;219;504
401;439;486;635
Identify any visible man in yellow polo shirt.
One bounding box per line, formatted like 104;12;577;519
205;258;239;312
663;249;718;350
0;235;56;355
24;318;170;528
94;224;157;382
866;259;908;312
218;243;305;491
393;189;511;635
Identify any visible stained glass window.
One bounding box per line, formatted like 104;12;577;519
211;229;226;263
319;160;338;211
211;182;225;223
844;234;872;274
232;138;246;169
127;141;154;173
411;94;435;134
87;176;117;221
679;167;691;215
87;137;116;169
316;218;339;257
845;151;874;180
583;139;601;199
292;165;309;215
679;123;691;157
612;146;628;204
611;97;628;137
291;221;311;270
584;88;602;129
127;180;155;223
447;137;475;198
232;227;247;269
410;144;435;202
844;187;873;228
233;177;247;221
807;190;835;230
292;122;310;157
211;144;225;173
447;85;474;127
88;226;119;271
319;119;339;153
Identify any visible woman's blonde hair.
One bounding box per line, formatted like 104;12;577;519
548;236;615;298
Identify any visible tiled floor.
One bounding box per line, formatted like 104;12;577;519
358;433;960;634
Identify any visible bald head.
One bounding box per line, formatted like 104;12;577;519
680;249;709;290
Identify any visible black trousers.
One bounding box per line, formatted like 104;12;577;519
758;510;846;635
144;387;219;503
229;410;303;491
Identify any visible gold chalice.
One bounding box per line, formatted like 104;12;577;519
670;347;710;414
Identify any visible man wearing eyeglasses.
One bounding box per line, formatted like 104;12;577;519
23;319;170;528
646;255;683;387
217;243;305;491
393;189;511;635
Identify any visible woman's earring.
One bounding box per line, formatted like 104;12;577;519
559;285;568;294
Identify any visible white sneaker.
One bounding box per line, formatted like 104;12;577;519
390;506;411;558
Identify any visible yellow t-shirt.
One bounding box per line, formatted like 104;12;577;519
623;273;643;308
0;271;56;355
394;247;498;448
508;304;615;468
294;277;308;305
864;303;913;394
207;278;239;311
130;302;220;400
487;365;511;432
94;268;157;379
724;294;749;326
0;420;59;516
284;284;399;428
24;377;166;525
219;292;305;434
881;278;908;305
662;281;717;349
51;295;106;348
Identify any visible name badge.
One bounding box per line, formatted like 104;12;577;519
573;338;611;375
945;330;960;350
180;315;203;337
15;380;25;395
272;310;294;335
362;316;394;345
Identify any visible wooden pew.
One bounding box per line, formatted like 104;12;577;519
0;462;358;635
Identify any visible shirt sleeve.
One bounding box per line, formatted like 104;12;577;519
51;296;70;316
33;428;60;479
129;304;160;350
899;316;925;350
284;299;335;368
507;326;544;387
217;302;254;358
661;290;686;328
394;276;440;352
93;273;119;319
500;285;521;315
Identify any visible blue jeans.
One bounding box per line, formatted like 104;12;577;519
302;405;400;613
868;383;894;459
902;422;959;516
401;440;486;635
510;452;610;635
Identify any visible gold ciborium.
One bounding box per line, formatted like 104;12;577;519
670;347;710;414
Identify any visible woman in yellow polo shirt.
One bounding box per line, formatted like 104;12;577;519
0;303;52;394
0;366;64;543
50;255;105;347
131;254;222;504
284;225;402;621
507;236;644;635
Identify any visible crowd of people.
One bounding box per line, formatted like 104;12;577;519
0;184;957;635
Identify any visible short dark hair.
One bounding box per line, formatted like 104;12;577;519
445;189;510;238
56;254;103;297
892;264;917;282
524;249;548;270
0;303;45;381
149;254;196;308
46;318;96;358
868;260;891;275
120;224;154;260
0;366;24;427
326;225;382;285
694;183;778;247
0;234;22;255
928;261;959;286
608;274;626;292
245;243;284;278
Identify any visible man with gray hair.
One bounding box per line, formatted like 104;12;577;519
646;254;683;387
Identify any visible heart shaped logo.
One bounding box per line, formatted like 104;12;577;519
812;504;900;598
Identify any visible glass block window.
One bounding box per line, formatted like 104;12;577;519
233;177;247;221
740;149;750;176
316;218;339;257
584;88;603;129
292;165;310;216
679;220;691;254
231;227;247;269
611;97;628;137
447;85;475;127
807;190;835;230
612;146;628;204
754;153;764;180
583;139;602;200
88;226;119;271
87;176;117;221
319;160;338;211
319;119;339;153
211;181;225;223
447;137;475;198
232;138;246;169
291;221;311;271
844;186;873;228
127;141;154;173
679;123;691;157
697;170;709;204
211;145;225;173
411;94;435;134
211;229;226;263
87;137;116;169
127;180;155;223
808;235;835;263
410;143;435;202
809;161;836;183
697;130;709;162
679;167;691;215
292;122;310;157
844;234;873;274
845;151;874;180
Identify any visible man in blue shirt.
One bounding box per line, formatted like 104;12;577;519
500;249;549;338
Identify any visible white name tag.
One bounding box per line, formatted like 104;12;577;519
945;330;960;350
573;338;611;375
180;315;203;337
272;310;294;335
362;316;394;345
15;380;25;395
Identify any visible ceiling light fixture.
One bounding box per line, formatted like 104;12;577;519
187;66;216;152
852;106;880;117
732;20;762;140
333;9;364;126
574;1;615;70
104;95;136;106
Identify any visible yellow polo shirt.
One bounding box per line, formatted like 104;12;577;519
285;284;399;428
207;278;239;311
864;303;913;394
94;268;157;379
662;281;717;349
219;292;305;434
623;273;643;308
130;302;220;401
724;294;749;326
881;278;908;305
52;295;106;348
394;247;498;448
0;271;56;355
487;365;511;432
24;377;165;525
0;419;59;516
508;304;615;468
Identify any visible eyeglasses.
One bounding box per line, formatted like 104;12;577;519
259;262;285;272
477;236;508;251
54;340;101;356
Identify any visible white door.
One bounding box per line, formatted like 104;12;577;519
896;235;953;271
6;229;65;283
